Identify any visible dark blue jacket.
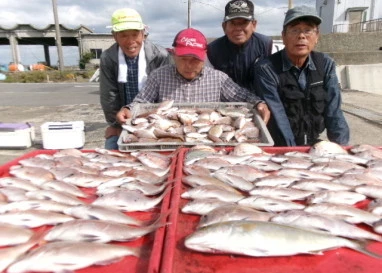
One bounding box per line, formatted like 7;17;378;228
254;49;350;146
207;32;273;91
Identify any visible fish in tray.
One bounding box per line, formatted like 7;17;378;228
184;220;382;258
6;241;140;273
121;100;262;144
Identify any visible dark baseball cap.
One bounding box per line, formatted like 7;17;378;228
283;5;322;26
224;0;254;22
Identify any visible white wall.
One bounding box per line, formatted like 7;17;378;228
337;64;382;94
316;0;381;34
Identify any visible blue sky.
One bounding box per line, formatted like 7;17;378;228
0;0;316;67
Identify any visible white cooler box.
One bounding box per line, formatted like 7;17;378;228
0;123;35;149
41;121;85;149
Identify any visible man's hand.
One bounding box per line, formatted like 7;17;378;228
116;107;132;124
256;102;270;125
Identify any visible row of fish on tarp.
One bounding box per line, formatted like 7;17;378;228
181;141;382;259
0;148;173;273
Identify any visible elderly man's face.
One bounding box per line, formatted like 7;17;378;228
282;21;319;64
223;18;257;46
174;55;204;80
113;30;144;58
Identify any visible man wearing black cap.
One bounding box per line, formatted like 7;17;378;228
253;6;350;147
207;0;273;91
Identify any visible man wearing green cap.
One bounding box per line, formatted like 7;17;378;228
254;5;349;147
100;8;170;150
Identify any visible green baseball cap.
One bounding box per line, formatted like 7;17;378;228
111;8;144;32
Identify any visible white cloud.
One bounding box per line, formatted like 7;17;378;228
0;0;315;66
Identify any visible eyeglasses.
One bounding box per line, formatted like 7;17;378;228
286;29;318;37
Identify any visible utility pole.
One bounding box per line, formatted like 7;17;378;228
288;0;293;9
188;0;192;28
52;0;64;71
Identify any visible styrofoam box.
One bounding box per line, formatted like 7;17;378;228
0;123;35;149
118;102;274;152
41;121;85;149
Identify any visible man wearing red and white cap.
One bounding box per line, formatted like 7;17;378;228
116;28;270;124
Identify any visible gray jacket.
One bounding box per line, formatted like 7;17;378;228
99;40;170;127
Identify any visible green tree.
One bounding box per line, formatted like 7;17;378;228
79;52;94;69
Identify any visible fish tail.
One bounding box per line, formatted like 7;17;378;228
145;209;172;229
352;239;382;259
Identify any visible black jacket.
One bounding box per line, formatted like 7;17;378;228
207;32;272;91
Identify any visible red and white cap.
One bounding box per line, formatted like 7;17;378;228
172;28;207;61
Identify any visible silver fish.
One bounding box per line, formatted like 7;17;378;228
0;223;34;246
307;190;366;206
247;160;282;172
0;177;41;191
0;210;74;228
355;184;382;199
290;179;352;192
92;188;169;212
230;143;264;156
253;175;299;187
182;175;240;193
0;231;44;272
62;172;112;188
309;140;348;157
332;173;382;187
184;220;382;258
276;168;334;180
249;186;314;201
214;165;268;182
198;204;273;228
271;210;382;242
9;166;55;185
40;180;88;198
63;204;143;226
192;157;232;171
0;199;72;214
213;172;254;192
181;198;231;215
124;169;168;184
120;180;169;195
304;203;381;225
181;184;245;202
0;187;27;201
44;218;164;243
238;195;305;212
18;157;56;169
281;157;314;169
6;241;139;273
309;160;364;176
183;165;211;176
25;190;85;206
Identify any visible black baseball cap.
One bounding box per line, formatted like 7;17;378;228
224;0;254;22
283;5;322;26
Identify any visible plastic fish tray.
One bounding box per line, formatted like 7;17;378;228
160;147;382;273
118;102;274;152
0;149;177;273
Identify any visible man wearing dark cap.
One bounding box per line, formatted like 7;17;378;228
207;0;273;90
254;6;349;147
116;28;270;125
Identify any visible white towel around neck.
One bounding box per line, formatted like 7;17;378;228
117;43;147;90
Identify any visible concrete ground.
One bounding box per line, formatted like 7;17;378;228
0;89;381;166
